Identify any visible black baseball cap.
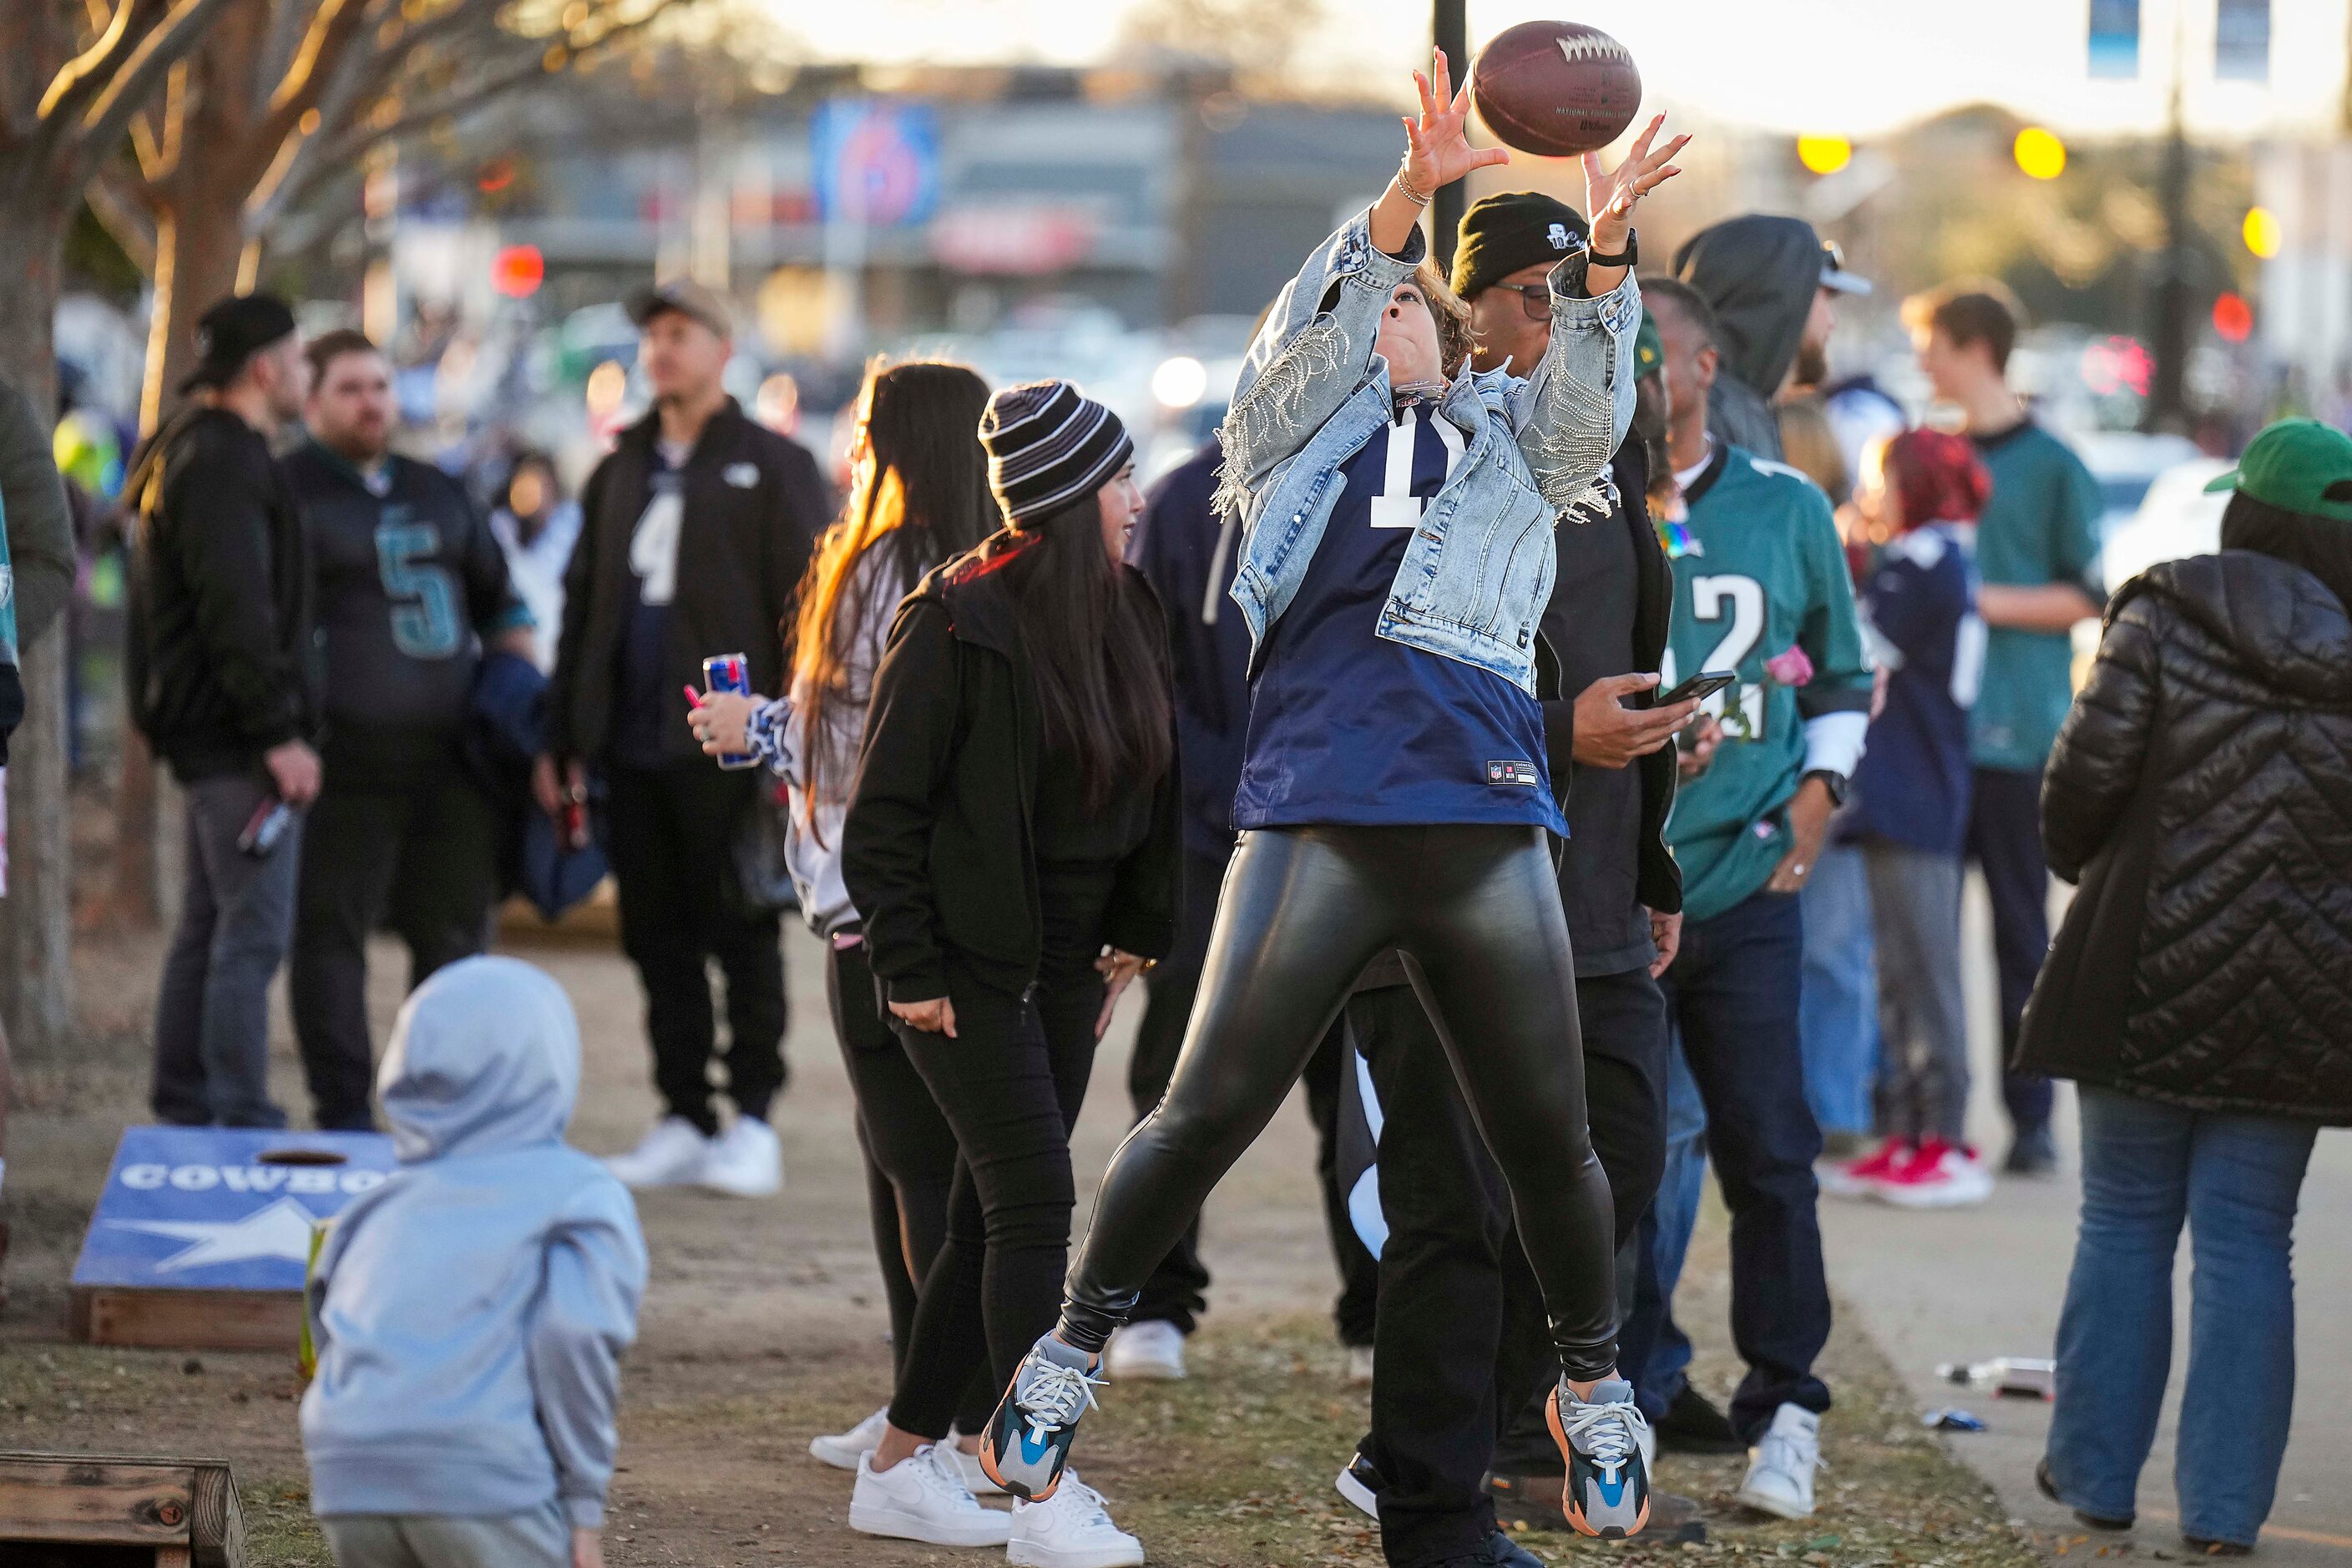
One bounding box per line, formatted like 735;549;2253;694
181;293;298;392
1453;191;1591;301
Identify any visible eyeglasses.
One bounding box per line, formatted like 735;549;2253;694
1486;281;1555;322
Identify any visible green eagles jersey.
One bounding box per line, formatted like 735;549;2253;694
1969;422;2102;772
1662;445;1874;922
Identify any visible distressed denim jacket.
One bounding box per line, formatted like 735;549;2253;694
1214;208;1639;694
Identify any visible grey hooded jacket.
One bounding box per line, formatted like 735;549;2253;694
1673;215;1830;462
301;957;648;1529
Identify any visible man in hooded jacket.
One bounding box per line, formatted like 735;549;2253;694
1673;215;1867;463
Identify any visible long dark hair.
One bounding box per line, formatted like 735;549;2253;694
794;359;995;816
1000;493;1171;808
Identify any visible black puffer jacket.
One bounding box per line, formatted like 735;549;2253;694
2016;549;2352;1124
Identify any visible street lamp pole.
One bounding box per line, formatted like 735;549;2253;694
2147;0;2193;432
1433;0;1468;272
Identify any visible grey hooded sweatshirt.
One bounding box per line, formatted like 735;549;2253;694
1673;215;1830;463
301;956;648;1529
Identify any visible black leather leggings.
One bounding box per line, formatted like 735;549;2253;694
1059;823;1620;1378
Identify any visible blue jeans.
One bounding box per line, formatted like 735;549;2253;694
1798;842;1879;1137
2044;1087;2318;1548
1631;890;1832;1439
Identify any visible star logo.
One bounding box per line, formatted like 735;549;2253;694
108;1196;323;1274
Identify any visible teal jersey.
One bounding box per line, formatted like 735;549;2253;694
1968;422;2102;771
1662;446;1874;922
0;485;14;667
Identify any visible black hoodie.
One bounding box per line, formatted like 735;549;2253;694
1673;215;1828;462
842;529;1179;1006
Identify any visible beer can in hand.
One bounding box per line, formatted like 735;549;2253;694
702;652;758;770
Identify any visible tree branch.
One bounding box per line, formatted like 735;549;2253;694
36;0;149;130
61;0;241;186
243;0;371;182
88;158;160;271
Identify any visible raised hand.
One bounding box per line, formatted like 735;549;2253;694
1403;48;1510;198
1585;114;1690;251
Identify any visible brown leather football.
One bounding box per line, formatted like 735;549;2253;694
1470;20;1642;158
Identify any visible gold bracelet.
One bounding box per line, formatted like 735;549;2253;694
1394;160;1433;208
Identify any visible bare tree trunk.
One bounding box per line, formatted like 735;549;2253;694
0;188;75;1065
114;192;249;926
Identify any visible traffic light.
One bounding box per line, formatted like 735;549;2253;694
2242;206;2282;259
491;244;545;298
1796;135;1853;175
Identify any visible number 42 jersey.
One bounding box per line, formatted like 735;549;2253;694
1661;443;1874;923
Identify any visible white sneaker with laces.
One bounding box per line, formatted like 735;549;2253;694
700;1115;783;1197
1735;1403;1820;1519
947;1441;1008;1496
604;1115;711;1189
1008;1470;1144;1568
1105;1320;1187;1382
848;1445;1012;1547
810;1405;887;1470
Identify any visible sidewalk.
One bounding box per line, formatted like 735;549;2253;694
1819;882;2352;1565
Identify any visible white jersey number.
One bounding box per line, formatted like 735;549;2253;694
1660;574;1768;741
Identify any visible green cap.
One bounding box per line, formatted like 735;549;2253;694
1635;311;1664;382
2204;417;2352;524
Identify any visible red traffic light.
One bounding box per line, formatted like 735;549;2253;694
492;244;544;298
2213;291;2253;344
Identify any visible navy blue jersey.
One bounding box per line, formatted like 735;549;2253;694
1848;523;1984;855
1232;402;1566;835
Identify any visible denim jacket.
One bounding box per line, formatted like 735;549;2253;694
1213;208;1639;694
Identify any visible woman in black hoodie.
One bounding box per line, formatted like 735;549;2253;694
2020;419;2352;1555
836;380;1175;1562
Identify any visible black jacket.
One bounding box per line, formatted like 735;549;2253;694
548;399;827;766
124;406;317;780
1539;441;1682;917
2016;550;2352;1125
842;530;1180;1006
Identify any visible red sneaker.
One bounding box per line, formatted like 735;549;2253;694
1876;1140;1994;1209
1819;1136;1909;1199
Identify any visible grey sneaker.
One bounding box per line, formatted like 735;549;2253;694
1548;1377;1653;1538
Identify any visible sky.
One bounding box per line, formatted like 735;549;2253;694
771;0;2349;139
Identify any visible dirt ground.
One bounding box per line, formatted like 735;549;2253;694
4;914;2040;1568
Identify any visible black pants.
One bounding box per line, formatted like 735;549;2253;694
1061;824;1618;1378
605;762;787;1133
1353;966;1669;1567
825;938;998;1434
289;747;500;1130
1967;764;2054;1137
1130;845;1379;1343
888;954;1106;1439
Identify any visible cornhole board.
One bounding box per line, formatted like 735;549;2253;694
0;1450;246;1565
68;1126;397;1350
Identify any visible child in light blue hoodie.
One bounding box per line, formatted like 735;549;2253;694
301;956;648;1568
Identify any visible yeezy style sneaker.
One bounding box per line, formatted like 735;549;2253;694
1007;1469;1144;1568
1819;1136;1910;1200
700;1115;783;1197
1547;1377;1653;1539
604;1115;711;1189
847;1444;1013;1547
982;1337;1105;1500
808;1405;888;1470
1875;1140;1994;1210
1736;1403;1821;1519
1105;1318;1187;1381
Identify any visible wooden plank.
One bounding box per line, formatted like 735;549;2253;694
189;1459;247;1567
0;1455;194;1545
71;1286;304;1351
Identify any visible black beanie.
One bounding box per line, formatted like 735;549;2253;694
979;380;1134;524
1452;192;1591;301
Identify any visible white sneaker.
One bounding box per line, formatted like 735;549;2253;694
1735;1404;1820;1520
1105;1320;1187;1382
947;1440;1008;1496
810;1406;888;1470
848;1445;1012;1547
700;1115;783;1197
1346;1344;1376;1387
604;1115;711;1189
1008;1470;1144;1568
1874;1140;1994;1210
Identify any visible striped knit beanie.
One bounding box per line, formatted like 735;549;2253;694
979;380;1133;525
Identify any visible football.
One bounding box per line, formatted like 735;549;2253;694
1470;20;1642;159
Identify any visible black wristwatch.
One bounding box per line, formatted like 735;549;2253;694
1585;229;1638;269
1803;767;1850;808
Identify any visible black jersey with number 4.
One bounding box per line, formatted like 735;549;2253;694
284;443;529;741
